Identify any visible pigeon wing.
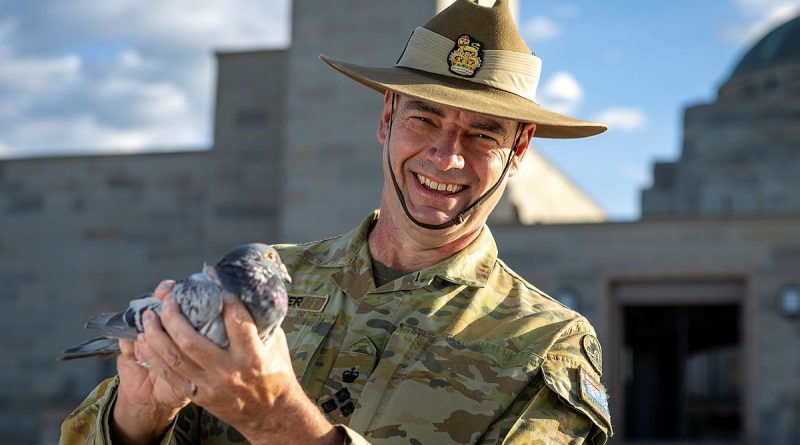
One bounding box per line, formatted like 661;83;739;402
84;294;160;340
172;275;226;347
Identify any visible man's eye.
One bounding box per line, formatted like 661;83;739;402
414;116;430;123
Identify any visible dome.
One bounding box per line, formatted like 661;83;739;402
732;15;800;77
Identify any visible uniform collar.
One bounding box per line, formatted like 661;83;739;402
304;211;498;293
302;211;379;268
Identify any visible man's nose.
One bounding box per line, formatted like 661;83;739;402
427;130;465;171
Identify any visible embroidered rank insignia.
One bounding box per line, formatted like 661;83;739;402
582;334;603;375
448;34;483;77
579;367;611;421
342;367;359;383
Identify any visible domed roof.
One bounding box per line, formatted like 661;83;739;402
732;15;800;76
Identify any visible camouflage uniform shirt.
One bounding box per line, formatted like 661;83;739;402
61;212;612;444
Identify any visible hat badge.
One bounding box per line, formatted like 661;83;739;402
448;34;483;77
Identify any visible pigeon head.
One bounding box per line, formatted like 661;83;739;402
214;243;291;310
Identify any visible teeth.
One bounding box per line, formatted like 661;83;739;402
416;173;464;194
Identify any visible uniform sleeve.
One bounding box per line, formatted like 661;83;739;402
493;365;611;444
59;376;197;445
479;319;613;445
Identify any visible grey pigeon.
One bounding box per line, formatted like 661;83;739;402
60;243;291;360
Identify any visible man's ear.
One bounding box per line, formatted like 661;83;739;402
377;91;394;144
508;123;535;177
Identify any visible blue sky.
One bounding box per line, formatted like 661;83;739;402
0;0;796;219
518;0;799;218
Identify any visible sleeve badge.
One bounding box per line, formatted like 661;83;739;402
582;334;603;375
579;367;611;421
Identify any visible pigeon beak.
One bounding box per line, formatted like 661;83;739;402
280;263;292;283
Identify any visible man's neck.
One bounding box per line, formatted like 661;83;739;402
367;210;482;273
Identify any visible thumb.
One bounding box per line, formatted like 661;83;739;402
222;296;260;351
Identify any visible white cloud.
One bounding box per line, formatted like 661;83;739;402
721;0;800;44
618;162;650;185
0;49;82;93
593;107;647;132
523;16;562;40
0;0;290;159
537;71;583;115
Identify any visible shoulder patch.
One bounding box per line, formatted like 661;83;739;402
579;367;610;422
582;334;603;375
287;294;329;312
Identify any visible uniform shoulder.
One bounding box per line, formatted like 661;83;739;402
492;258;581;321
491;260;613;437
272;234;344;268
490;258;604;373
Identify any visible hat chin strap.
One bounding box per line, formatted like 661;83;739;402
384;94;524;230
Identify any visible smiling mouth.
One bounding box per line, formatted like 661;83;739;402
415;173;466;195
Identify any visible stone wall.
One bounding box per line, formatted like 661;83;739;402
0;152;211;443
0;48;289;444
208;50;288;255
492;216;800;444
281;0;438;242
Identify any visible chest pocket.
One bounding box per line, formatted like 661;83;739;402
282;310;337;382
349;323;543;444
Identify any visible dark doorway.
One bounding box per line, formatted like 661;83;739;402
623;304;741;442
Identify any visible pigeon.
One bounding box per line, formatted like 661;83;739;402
60;243;291;360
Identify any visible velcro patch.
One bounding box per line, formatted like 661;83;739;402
579;367;610;422
287;294;329;312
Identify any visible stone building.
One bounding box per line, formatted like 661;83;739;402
0;2;797;444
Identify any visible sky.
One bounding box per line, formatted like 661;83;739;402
0;0;797;219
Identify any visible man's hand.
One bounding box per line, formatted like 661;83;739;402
144;289;343;445
111;280;192;445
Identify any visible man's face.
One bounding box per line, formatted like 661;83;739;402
377;93;534;235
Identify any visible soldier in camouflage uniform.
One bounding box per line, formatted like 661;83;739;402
61;1;612;444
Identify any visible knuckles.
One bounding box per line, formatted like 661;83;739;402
165;347;184;369
173;332;195;351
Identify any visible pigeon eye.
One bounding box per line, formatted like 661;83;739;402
264;251;276;261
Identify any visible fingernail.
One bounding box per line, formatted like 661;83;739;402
143;311;153;325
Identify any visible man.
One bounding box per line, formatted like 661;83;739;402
61;1;612;444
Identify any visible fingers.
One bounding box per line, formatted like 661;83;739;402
142;308;207;382
116;339;144;370
157;297;225;370
119;338;135;358
153;280;176;301
136;333;195;400
222;296;262;352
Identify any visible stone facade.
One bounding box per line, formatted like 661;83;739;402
493;216;800;445
642;19;800;218
0;48;289;443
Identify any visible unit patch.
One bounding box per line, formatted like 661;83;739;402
287;294;329;312
448;34;483;77
579;367;610;422
582;334;603;375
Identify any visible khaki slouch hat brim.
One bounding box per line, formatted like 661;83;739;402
320;0;607;139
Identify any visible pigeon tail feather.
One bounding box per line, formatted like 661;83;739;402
85;312;138;341
59;337;120;361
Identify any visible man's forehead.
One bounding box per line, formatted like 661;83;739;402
398;95;515;136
